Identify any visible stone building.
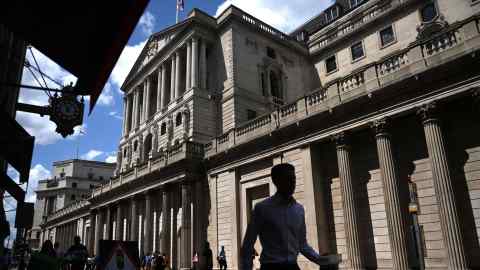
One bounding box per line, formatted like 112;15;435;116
29;159;115;250
42;0;480;269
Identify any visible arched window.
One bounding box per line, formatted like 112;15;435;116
144;134;153;159
270;70;283;104
176;113;182;127
161;122;167;135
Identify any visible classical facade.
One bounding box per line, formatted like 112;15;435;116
41;0;480;269
29;159;115;250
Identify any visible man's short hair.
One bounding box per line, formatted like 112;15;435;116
271;163;295;185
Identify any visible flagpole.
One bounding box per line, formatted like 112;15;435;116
176;4;179;23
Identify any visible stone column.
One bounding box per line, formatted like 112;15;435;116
122;97;128;135
141;82;147;123
95;210;103;254
161;65;168;108
134;89;140;128
157;67;163;112
131;91;137;128
126;95;131;133
144;192;153;254
130;197;138;242
332;132;364;270
186;40;192;90
175;51;181;99
371;119;409;270
191;37;198;89
181;181;192;269
417;102;468;270
145;77;151;121
170;56;176;102
200;39;207;89
116;203;122;240
161;188;171;255
105;206;111;240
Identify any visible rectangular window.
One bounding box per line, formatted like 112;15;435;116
380;25;396;47
325;55;337;74
266;47;276;59
351;41;365;61
349;0;364;8
325;6;339;22
247;110;257;120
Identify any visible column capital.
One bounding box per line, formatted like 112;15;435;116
331;131;350;148
370;118;389;137
417;101;439;123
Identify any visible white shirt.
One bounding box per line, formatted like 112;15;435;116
240;193;323;270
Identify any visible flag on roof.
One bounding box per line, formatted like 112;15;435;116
177;0;184;11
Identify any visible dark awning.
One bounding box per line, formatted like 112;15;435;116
0;0;150;113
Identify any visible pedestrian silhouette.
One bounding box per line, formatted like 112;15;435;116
218;246;227;270
202;241;213;270
240;163;341;270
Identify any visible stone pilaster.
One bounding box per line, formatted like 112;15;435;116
126;95;131;132
191;37;198;88
186;40;191;90
417;102;468;270
161;187;170;254
181;181;192;269
122;97;128;135
170;56;176;102
116;203;122;240
200;39;207;89
332;132;365;270
144;192;153;254
130;197;138;242
371;119;409;270
157;67;163;112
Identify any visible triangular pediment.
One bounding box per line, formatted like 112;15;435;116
122;20;192;90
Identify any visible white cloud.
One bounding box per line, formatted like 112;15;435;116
25;164;51;203
105;155;117;163
139;11;156;36
81;149;104;160
110;41;147;90
96;81;115;106
16;110;87;145
109;111;123;120
216;0;333;33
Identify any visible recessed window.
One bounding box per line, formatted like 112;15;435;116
351;41;365;61
161;122;167;135
266;47;276;59
72;182;77;188
134;141;138;152
176;113;183;127
247;110;257;120
89;184;95;189
421;3;437;22
325;55;338;74
380;25;396;47
88;172;94;180
70;195;76;201
99;176;104;181
349;0;364;8
325;6;339;23
123;148;127;156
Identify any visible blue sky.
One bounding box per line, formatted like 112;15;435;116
5;0;333;244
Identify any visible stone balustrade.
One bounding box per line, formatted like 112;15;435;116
240;13;292;42
92;141;205;197
310;0;393;53
206;16;480;158
46;199;90;223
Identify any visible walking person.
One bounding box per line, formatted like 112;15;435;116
65;236;88;270
217;246;227;270
191;252;198;270
202;242;213;270
27;240;59;270
240;163;341;270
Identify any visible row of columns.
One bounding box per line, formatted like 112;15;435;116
123;36;208;136
54;220;78;251
88;181;202;270
332;101;467;270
